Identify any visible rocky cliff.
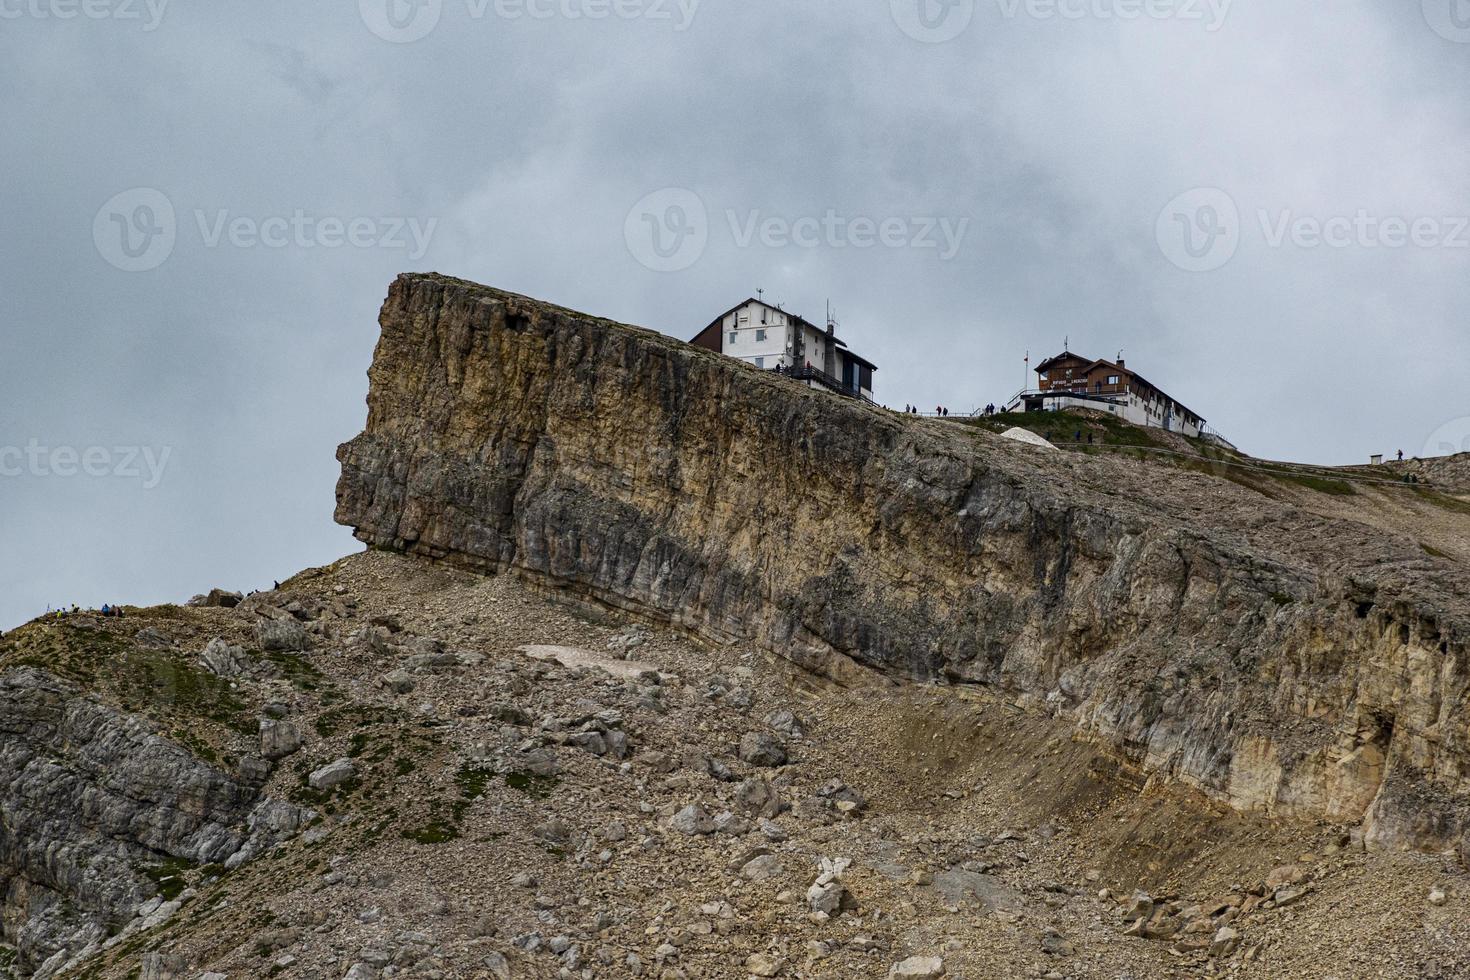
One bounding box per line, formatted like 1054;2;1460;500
336;273;1470;858
0;633;310;977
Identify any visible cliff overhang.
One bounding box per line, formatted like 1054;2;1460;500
336;273;1470;858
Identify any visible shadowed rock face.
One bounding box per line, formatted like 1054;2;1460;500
0;668;291;976
336;273;1470;856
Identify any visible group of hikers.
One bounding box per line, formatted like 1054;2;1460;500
45;603;125;619
898;403;1006;418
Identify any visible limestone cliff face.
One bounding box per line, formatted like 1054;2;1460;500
0;668;301;976
337;273;1470;855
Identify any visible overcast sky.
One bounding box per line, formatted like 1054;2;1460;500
3;0;1469;629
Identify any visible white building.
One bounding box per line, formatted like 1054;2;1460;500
691;298;877;401
1005;350;1233;447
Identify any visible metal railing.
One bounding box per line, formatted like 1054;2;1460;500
778;365;873;403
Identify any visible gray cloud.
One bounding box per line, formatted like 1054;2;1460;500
3;0;1468;628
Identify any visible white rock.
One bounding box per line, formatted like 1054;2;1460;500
309;758;356;791
745;952;783;976
889;955;945;978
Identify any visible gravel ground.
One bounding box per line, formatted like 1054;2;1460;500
43;549;1470;980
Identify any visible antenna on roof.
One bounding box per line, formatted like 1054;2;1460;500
1117;348;1124;361
1064;335;1069;352
757;288;764;302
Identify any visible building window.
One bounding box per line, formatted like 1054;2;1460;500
1039;372;1048;381
754;356;764;368
1107;375;1120;385
728;332;737;345
756;329;767;341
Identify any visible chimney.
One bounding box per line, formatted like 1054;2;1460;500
1117;358;1126;368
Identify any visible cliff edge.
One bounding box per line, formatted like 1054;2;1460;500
336;273;1470;857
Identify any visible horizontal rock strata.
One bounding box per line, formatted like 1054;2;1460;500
336;273;1470;856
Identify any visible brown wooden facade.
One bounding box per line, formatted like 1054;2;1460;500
1033;351;1205;431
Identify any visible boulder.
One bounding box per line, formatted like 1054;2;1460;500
1210;926;1241;958
259;719;302;760
735;777;784;817
745;952;782;976
380;669;415;695
199;638;250;677
806;875;855;918
1122;891;1155;922
669;804;715;836
190;588;243;608
764;709;806;738
256;618;308;652
889;956;944;978
815;779;867;816
309;758;356;791
741;853;783;881
738;732;788;767
510;747;559;778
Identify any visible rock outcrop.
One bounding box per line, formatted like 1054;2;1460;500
336;273;1470;856
0;668;304;975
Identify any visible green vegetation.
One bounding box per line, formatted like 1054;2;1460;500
262;651;326;692
962;408;1387;500
1273;472;1356;497
142;856;198;901
0;943;19;980
961;409;1163;449
288;767;360;811
505;771;559;798
456;763;496;800
0;624;254;744
1416;488;1470;516
401;820;460;845
314;701;399;738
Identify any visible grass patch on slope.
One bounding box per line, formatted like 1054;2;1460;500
0;622;254;738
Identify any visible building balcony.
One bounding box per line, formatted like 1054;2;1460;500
774;365;872;403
